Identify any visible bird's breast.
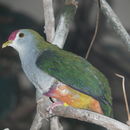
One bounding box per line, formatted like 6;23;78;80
21;60;55;94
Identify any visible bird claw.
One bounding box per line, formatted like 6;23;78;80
47;102;63;114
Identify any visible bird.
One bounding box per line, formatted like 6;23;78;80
2;29;112;116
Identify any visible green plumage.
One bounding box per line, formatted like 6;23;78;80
36;41;112;116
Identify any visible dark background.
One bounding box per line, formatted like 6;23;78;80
0;0;130;129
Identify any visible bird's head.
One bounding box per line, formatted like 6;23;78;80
2;29;45;54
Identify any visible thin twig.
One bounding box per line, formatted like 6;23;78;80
85;0;100;59
115;74;130;122
100;0;130;51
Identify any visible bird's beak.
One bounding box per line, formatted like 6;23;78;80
2;40;12;48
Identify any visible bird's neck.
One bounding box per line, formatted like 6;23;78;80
19;47;40;65
19;47;40;79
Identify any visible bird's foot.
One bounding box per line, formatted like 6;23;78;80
47;102;63;114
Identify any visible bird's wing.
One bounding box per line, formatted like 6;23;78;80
36;46;112;108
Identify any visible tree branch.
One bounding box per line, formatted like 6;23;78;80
50;106;130;130
43;1;77;130
50;117;63;130
36;98;130;130
30;92;51;130
42;0;62;129
52;0;77;48
30;1;77;130
43;0;55;42
100;0;130;50
30;111;43;130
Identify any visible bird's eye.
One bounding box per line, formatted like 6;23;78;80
19;33;24;38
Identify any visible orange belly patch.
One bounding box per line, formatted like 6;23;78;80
45;83;103;114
